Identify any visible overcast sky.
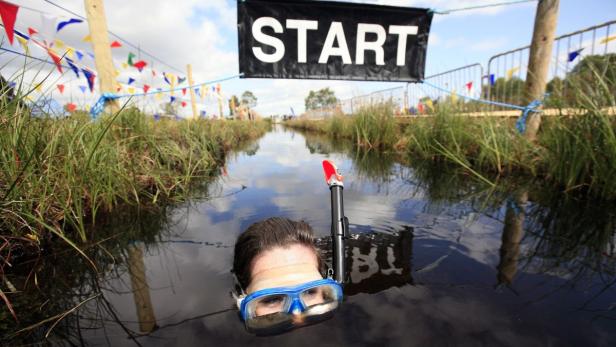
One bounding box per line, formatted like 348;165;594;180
2;0;615;116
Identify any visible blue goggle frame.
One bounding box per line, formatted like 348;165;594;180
239;278;343;321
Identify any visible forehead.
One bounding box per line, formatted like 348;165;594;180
251;243;318;273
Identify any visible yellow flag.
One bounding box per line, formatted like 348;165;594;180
54;39;65;48
115;69;120;77
122;62;128;69
16;35;29;53
65;47;74;59
85;104;91;112
425;99;434;111
600;35;616;44
82;34;91;42
128;87;135;94
450;89;458;104
506;67;520;79
168;73;176;96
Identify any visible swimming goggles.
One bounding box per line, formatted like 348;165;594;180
238;278;343;334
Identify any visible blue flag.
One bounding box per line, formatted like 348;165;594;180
170;96;176;103
76;50;84;60
489;74;496;86
128;77;135;85
568;48;583;62
56;18;83;32
81;68;96;92
66;58;80;78
79;85;87;93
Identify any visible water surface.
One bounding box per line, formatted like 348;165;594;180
7;125;616;346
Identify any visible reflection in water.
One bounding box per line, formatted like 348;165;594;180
127;244;158;333
2;126;615;346
496;192;528;286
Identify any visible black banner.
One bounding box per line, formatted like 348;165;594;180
237;0;433;82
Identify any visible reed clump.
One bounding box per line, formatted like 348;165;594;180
0;94;269;251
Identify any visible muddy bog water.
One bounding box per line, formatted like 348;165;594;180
6;125;616;346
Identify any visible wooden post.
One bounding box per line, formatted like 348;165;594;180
523;0;560;141
83;0;119;113
186;64;198;119
128;244;157;333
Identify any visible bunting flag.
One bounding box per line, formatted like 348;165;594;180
128;87;135;94
163;72;171;84
82;34;91;42
506;66;519;80
182;88;186;96
600;35;616;44
425;99;434;111
128;77;135;85
143;84;150;93
195;88;200;96
181;101;187;107
79;85;87;93
0;0;19;45
450;89;458;104
66;103;77;112
568;48;584;62
122;62;128;69
57;84;64;94
114;69;120;77
65;46;74;59
66;57;80;77
40;14;57;46
153;114;160;121
417;102;424;114
178;76;186;84
170;96;176;103
28;27;38;37
47;48;63;73
56;18;83;32
53;38;65;48
16;34;28;53
81;68;96;92
75;50;84;60
127;52;136;66
133;60;147;72
465;81;473;93
110;40;122;48
489;74;496;86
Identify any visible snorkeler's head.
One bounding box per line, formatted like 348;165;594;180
233;217;325;294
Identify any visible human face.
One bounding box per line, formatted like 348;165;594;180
246;243;323;295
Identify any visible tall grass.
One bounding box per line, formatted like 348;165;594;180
0;90;269;252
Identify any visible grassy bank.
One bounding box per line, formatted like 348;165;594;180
0;95;269;263
286;101;616;200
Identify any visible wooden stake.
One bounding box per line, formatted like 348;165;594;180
83;0;119;113
186;64;198;120
523;0;560;141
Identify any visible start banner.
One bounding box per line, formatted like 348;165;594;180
237;0;433;82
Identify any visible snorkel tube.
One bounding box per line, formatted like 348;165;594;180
322;160;349;284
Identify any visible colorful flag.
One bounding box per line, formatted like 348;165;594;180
122;62;128;69
81;68;96;92
66;57;79;77
170;96;176;103
79;85;87;93
195;88;200;97
182;88;186;96
57;84;64;94
568;48;584;62
0;0;19;45
425;99;434;111
65;46;74;59
181;101;187;107
127;52;136;66
465;81;473;93
110;40;122;48
450;89;458;104
506;67;519;80
489;74;496;86
128;77;135;85
28;27;38;37
82;34;91;42
178;76;186;84
133;60;147;72
143;84;150;93
75;50;84;60
53;38;65;48
128;87;135;94
66;103;77;112
600;35;616;44
56;18;82;33
16;34;29;53
47;48;63;73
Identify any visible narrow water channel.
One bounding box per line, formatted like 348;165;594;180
9;125;616;346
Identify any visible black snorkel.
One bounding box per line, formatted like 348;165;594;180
322;160;349;284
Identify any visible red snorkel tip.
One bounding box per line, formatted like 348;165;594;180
322;160;343;187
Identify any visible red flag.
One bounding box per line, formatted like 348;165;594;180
110;40;122;48
465;82;473;92
0;0;19;45
143;84;150;93
66;103;77;112
57;84;64;94
47;49;63;73
133;60;147;72
28;27;38;37
181;101;187;107
182;88;186;96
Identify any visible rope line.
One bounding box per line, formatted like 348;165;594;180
432;0;537;15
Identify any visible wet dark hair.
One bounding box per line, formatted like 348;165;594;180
233;217;324;291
